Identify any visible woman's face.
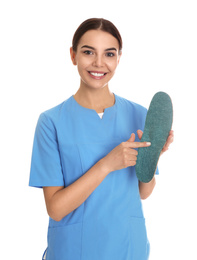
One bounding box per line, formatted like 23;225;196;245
70;30;121;90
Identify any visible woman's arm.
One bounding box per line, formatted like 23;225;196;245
139;177;156;200
43;134;150;221
43;159;109;222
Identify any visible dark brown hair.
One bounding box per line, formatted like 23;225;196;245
72;18;123;55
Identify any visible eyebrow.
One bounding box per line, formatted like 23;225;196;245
81;45;117;52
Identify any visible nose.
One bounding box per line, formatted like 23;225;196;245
93;54;104;67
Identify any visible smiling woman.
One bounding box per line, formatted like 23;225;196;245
70;29;121;107
81;43;117;80
29;18;173;260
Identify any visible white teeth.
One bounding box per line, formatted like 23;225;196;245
90;72;105;77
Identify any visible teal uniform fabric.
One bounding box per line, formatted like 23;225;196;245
136;92;173;183
29;94;159;260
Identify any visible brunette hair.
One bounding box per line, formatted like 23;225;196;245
72;18;123;54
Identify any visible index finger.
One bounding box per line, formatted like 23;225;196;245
126;141;151;148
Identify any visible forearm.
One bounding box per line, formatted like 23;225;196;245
47;159;109;221
138;157;159;200
139;176;156;200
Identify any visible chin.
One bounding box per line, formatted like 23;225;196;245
81;78;110;90
88;82;109;90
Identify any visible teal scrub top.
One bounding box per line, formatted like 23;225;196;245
29;94;159;260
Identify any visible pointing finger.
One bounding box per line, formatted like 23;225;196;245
126;141;151;148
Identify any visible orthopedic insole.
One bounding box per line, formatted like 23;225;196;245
135;92;173;183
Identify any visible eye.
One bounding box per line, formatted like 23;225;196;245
83;50;94;55
106;52;115;57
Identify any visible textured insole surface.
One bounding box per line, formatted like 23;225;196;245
135;92;173;183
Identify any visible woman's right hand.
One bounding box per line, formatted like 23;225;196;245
101;133;151;173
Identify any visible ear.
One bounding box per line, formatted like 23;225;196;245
70;47;77;65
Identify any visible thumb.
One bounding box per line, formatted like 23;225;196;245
137;129;143;140
127;133;135;142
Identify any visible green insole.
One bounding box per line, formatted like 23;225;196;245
135;92;173;183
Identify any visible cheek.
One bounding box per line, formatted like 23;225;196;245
76;54;90;68
77;63;88;77
107;60;119;72
77;59;87;69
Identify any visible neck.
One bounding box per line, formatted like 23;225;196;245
74;85;115;113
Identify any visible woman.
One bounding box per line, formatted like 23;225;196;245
29;18;174;260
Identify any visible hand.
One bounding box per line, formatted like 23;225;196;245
160;130;174;155
102;133;151;173
137;129;174;156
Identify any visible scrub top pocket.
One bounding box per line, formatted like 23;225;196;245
46;222;83;260
129;217;150;260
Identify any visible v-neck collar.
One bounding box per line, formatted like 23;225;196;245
71;93;118;121
97;112;104;119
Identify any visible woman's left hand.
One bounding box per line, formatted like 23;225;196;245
137;129;174;155
137;129;174;199
160;130;174;155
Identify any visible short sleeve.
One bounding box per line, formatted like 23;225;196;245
29;113;64;188
155;167;159;175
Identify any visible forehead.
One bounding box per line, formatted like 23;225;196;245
77;30;119;49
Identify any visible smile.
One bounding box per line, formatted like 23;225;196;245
88;71;107;79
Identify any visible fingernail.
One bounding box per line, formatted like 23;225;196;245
146;142;151;146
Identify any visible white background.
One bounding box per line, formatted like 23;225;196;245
1;0;197;259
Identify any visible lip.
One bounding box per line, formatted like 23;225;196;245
88;71;108;80
89;71;108;74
